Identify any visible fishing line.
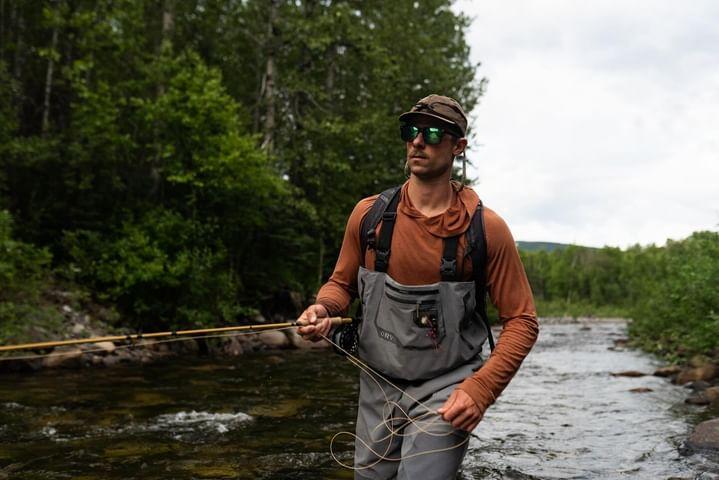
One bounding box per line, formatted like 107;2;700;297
321;332;471;471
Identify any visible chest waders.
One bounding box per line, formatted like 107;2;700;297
355;186;494;381
349;186;496;479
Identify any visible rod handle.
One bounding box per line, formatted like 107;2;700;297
329;316;353;326
296;316;352;327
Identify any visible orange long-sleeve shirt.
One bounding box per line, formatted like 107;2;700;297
317;181;539;415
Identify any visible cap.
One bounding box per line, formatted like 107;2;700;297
398;94;468;137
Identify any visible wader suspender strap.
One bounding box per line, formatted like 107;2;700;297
360;186;402;268
373;190;401;272
468;201;495;351
440;235;459;281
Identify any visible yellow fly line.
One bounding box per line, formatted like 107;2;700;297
0;317;352;353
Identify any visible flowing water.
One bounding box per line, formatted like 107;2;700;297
1;321;718;479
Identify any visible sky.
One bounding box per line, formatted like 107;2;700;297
452;0;719;248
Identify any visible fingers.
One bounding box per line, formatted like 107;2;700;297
297;304;329;341
437;391;458;417
438;390;483;431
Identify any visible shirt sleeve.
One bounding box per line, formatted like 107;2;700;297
456;208;539;414
315;197;377;315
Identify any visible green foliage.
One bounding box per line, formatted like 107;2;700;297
0;210;60;344
628;232;719;358
0;211;52;301
521;232;719;358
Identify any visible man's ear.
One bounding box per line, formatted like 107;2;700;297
453;138;468;156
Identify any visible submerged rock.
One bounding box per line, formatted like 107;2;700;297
629;387;653;393
687;418;719;451
653;365;681;377
610;370;646;377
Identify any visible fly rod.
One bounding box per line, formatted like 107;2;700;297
0;317;353;353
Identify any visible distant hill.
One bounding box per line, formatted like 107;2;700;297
516;241;574;252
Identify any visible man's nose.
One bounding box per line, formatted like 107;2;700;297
412;131;425;147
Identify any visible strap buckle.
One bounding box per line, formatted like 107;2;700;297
375;249;390;270
440;258;457;280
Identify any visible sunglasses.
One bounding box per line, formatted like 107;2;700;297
400;125;452;145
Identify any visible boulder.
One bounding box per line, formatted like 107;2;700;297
224;337;244;356
686;394;711;406
257;330;291;349
43;346;84;369
707;387;719;403
686;388;719;406
94;342;116;354
687;418;719;451
675;365;719;385
287;329;331;350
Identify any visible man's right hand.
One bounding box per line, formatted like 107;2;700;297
297;304;331;342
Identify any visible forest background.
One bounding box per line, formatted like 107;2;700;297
0;0;717;361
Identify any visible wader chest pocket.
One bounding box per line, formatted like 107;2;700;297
412;305;438;331
383;292;444;349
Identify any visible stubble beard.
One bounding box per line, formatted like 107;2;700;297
407;153;454;182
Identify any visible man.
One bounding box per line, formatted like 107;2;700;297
298;94;538;479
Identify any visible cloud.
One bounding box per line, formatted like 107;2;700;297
454;0;719;247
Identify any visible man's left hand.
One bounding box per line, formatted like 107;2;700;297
437;389;483;432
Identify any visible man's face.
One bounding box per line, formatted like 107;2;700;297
404;119;467;181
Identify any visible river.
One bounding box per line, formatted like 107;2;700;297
1;320;718;479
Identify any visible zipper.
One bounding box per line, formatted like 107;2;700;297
385;282;439;296
386;292;438;305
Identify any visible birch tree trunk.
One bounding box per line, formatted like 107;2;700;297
41;4;60;136
260;0;278;154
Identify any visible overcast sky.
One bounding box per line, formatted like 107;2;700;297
453;1;719;248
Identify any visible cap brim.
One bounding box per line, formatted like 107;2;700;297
399;111;464;137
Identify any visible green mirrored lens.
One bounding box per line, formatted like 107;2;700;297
424;127;444;144
400;125;420;142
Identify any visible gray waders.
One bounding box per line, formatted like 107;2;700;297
350;187;492;479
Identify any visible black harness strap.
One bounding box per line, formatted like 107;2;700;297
467;200;495;350
440;235;460;281
360;186;402;268
373;190;401;272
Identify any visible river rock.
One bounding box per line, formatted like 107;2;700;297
675;365;719;385
611;370;646;377
653;365;681;377
43;346;84;368
686;387;719;406
708;387;719;402
224;337;244;356
687;418;719;451
94;341;116;354
257;330;290;349
287;329;332;349
629;387;653;393
686;393;711;405
102;355;122;367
